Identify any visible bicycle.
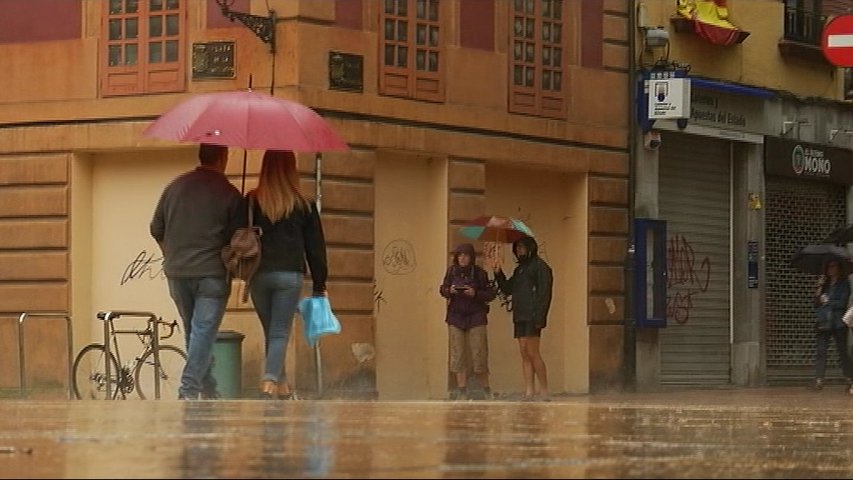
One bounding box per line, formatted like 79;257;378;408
72;311;186;400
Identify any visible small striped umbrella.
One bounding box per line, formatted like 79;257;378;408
458;215;534;243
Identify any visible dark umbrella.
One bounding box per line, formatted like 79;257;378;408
822;225;853;245
789;244;853;275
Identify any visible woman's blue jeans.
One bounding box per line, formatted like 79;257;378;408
167;276;230;398
250;271;303;384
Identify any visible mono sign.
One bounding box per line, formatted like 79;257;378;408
765;137;853;185
791;144;831;177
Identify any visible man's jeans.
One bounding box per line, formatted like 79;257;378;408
168;276;230;398
249;271;303;384
815;327;853;380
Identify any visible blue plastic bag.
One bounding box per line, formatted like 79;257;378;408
298;296;341;347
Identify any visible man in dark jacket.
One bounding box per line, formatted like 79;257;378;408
439;243;497;400
150;144;243;400
491;235;553;401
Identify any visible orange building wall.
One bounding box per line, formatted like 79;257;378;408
0;0;630;397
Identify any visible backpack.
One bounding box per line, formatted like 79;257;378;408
221;195;262;302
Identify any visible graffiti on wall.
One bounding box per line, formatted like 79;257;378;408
382;239;416;275
666;234;711;325
373;280;387;313
121;250;165;285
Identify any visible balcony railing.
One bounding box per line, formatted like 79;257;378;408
784;6;825;45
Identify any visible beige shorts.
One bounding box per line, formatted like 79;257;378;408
448;325;489;374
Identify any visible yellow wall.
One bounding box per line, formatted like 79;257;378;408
637;0;839;98
486;165;589;394
374;152;448;400
70;149;268;395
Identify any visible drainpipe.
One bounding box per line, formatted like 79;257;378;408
623;0;639;392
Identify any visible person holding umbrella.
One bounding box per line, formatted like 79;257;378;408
489;235;553;401
244;150;328;400
150;144;244;400
810;259;853;393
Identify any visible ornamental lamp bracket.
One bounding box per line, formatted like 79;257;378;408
215;0;276;54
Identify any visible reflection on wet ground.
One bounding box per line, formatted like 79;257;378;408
2;387;853;478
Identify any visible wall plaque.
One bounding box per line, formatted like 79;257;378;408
192;41;235;79
329;52;363;92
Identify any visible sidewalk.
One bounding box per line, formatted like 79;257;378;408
1;386;852;478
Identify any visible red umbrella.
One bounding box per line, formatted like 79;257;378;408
143;90;349;152
143;89;349;193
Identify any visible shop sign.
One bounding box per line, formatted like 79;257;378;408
647;78;691;120
689;88;767;134
765;136;853;185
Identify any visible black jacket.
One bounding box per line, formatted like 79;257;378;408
235;195;328;293
494;237;553;328
150;166;243;277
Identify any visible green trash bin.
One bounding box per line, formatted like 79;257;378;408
211;330;245;399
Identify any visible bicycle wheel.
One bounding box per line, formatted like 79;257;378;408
72;344;122;400
134;345;187;400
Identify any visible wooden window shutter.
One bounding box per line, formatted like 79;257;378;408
379;0;444;102
509;0;565;118
101;0;186;97
380;0;412;98
102;0;143;96
145;0;186;93
412;0;443;101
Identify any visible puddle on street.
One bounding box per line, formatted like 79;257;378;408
2;389;853;478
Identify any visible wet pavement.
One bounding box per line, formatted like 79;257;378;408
3;386;853;478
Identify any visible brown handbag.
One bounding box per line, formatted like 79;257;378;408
221;195;262;302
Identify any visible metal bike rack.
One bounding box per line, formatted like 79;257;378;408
17;312;73;399
98;310;162;400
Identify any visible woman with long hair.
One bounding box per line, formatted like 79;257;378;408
248;150;328;399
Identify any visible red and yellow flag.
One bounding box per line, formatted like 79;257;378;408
677;0;749;46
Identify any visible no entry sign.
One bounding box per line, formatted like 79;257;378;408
822;15;853;67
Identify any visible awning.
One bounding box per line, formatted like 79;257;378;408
676;0;750;46
690;77;776;99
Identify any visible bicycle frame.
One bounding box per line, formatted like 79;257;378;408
98;311;170;399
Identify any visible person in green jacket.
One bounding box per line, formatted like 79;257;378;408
490;235;553;401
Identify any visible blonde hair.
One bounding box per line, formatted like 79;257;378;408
254;150;307;222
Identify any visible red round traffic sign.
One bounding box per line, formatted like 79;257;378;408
822;15;853;67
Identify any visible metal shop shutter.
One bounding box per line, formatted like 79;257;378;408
765;178;847;384
659;132;732;385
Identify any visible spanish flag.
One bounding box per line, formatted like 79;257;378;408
677;0;749;46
